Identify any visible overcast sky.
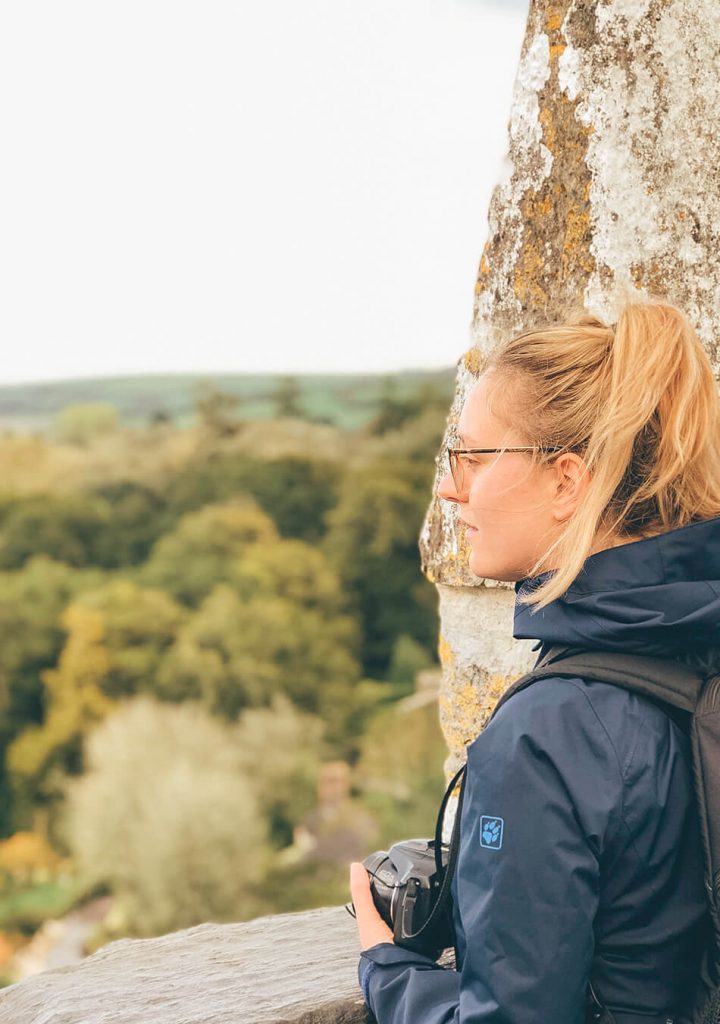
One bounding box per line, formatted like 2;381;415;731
0;1;528;383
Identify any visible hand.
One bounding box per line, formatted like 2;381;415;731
349;861;395;951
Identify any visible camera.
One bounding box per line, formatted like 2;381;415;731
349;763;466;960
360;838;456;960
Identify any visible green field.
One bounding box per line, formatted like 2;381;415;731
0;368;456;433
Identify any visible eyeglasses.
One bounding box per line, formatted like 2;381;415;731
446;446;565;499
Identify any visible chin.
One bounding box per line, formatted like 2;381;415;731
468;554;521;584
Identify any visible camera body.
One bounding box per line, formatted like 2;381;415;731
362;838;456;960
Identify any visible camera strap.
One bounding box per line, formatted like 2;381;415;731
398;761;467;960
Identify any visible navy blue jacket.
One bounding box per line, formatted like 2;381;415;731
359;517;717;1023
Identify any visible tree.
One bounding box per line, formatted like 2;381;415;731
387;634;433;687
163;454;339;543
0;494;113;569
143;500;278;606
356;699;447;847
156;583;361;739
90;482;169;567
234;696;325;846
194;381;242;438
63;698;269;935
0;558;105;833
7;605;113;790
231;538;347;614
274;376;303;419
54;403;118;445
324;459;439;676
72;580;185;698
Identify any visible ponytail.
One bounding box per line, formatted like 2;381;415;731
484;298;720;610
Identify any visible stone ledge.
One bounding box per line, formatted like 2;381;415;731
0;905;374;1024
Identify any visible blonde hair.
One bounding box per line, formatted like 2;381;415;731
483;298;720;610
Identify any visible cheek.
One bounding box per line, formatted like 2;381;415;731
467;470;531;515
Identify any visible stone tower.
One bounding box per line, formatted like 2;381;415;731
421;0;720;776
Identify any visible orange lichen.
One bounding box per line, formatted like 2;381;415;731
438;634;455;669
462;346;486;376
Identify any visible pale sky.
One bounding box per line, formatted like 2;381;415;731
0;1;528;383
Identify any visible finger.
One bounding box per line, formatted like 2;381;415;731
350;862;373;910
349;862;394;949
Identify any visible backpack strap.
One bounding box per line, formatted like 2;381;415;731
488;644;704;726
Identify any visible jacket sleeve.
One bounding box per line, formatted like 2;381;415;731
358;677;624;1024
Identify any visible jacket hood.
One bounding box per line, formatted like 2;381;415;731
514;516;720;674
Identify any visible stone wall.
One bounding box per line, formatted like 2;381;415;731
421;0;720;776
0;907;368;1024
0;905;456;1022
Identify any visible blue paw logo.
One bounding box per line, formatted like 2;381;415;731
480;816;504;850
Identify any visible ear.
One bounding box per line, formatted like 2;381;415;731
549;452;591;522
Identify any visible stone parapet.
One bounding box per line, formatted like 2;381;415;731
0;907;370;1024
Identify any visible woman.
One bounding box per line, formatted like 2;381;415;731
349;299;718;1023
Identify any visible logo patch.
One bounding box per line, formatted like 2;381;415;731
480;816;504;850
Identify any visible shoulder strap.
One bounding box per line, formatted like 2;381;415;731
489;644;704;725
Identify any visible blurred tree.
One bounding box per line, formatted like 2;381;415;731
0;558;105;833
143;500;278;606
194;381;242;438
231;538;346;614
356;699;447;847
7;605;113;790
64;698;269;936
369;378;451;438
324;459;439;677
163;454;339;543
274;376;303;418
0;494;113;569
54;403;118;445
156;584;360;740
90;482;169;567
73;580;185;698
368;377;419;436
234;695;324;846
387;634;434;688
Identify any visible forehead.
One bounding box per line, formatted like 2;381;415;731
457;375;510;442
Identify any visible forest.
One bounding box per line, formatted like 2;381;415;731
0;372;454;980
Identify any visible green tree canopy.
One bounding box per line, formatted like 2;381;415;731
0;494;114;569
163;454;339;543
143;500;278;606
324;459;438;676
156;583;360;738
73;580;185;698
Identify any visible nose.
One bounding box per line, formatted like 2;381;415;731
437;470;462;504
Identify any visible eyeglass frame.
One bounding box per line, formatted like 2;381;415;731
445;445;566;498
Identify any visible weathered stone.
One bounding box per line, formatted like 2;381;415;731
420;0;720;767
0;906;457;1023
0;907;370;1024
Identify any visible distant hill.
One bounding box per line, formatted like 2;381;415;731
0;368;457;434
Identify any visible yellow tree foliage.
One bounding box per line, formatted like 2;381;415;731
8;605;113;780
143;499;279;605
0;831;61;882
